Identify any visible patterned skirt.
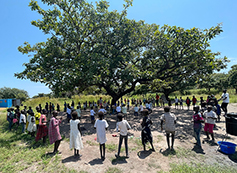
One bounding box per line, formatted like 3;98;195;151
141;127;153;145
35;125;48;142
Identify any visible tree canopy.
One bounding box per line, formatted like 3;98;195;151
0;87;29;101
15;0;228;104
228;65;237;94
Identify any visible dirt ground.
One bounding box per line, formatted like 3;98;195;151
55;104;237;173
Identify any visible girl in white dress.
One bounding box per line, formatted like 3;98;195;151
27;112;37;137
94;112;109;160
70;111;83;157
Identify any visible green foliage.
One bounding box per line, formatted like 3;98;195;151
0;87;29;101
16;0;228;104
228;65;237;93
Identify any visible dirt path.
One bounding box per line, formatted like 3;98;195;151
56;104;237;173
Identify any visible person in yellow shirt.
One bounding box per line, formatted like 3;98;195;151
35;106;41;129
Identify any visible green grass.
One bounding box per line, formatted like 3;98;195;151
0;111;76;173
106;143;125;153
167;163;237;173
157;135;163;143
86;140;97;146
129;137;143;151
161;147;196;159
105;167;123;173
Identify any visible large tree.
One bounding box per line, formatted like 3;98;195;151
0;87;29;101
228;65;237;94
15;0;228;104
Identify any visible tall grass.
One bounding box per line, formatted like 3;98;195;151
21;94;111;112
18;88;237;111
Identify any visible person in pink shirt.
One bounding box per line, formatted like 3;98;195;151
193;106;204;147
35;109;48;144
49;111;62;154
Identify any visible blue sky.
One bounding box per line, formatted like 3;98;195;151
0;0;236;98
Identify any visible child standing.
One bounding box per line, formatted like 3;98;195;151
35;109;48;144
90;107;96;124
116;104;121;114
134;104;139;116
76;106;82;120
139;103;143;112
203;105;217;141
121;104;127;119
94;112;109;160
115;114;131;158
19;110;26;133
67;104;72;123
49;111;62;154
186;97;191;110
160;106;177;150
141;109;155;151
193;106;204;147
27;112;37;137
179;97;183;109
70;111;83;157
174;97;179;109
35;107;41;129
83;103;86;111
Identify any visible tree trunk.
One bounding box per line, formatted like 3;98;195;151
235;88;237;94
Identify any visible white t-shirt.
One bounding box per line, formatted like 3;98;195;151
76;109;81;117
145;103;150;109
204;110;217;124
140;105;143;111
98;108;106;114
94;119;109;144
222;93;229;103
19;114;26;123
175;98;179;103
160;112;176;132
67;108;71;114
116;120;131;136
121;107;127;114
116;106;121;112
134;106;139;112
90;109;95;116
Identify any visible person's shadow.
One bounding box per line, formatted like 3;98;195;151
111;156;128;165
192;145;205;154
228;152;237;163
62;155;81;163
137;149;153;159
160;148;176;157
88;158;104;165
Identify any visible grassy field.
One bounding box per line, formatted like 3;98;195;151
17;89;237;114
1;108;237;173
1;90;237;172
0;111;79;173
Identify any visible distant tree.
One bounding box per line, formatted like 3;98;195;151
228;65;237;94
15;0;228;105
0;87;29;101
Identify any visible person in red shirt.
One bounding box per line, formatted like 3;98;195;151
156;94;160;107
186;97;191;110
192;96;197;109
193;106;204;147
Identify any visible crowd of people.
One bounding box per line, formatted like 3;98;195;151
5;89;230;160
